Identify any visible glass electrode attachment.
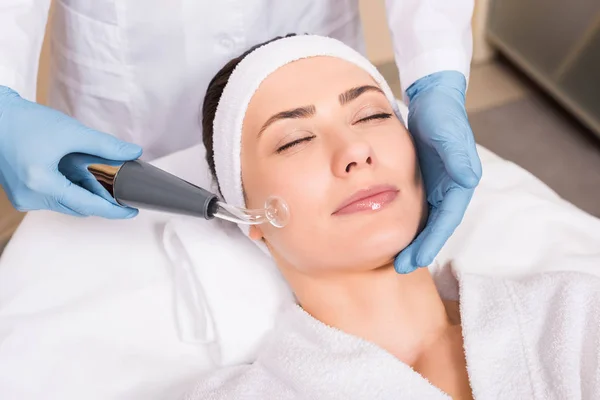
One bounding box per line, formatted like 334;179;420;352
82;155;289;228
210;196;290;228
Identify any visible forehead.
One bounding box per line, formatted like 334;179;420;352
244;57;379;123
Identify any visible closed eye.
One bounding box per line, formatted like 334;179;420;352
274;112;391;153
355;112;393;124
276;135;315;154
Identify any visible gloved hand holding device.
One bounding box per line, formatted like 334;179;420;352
0;85;142;218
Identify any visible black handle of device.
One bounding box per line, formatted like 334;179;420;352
113;160;219;219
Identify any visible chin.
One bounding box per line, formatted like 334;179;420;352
369;237;411;265
271;207;423;273
362;211;417;245
334;226;416;271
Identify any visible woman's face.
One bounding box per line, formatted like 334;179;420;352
241;56;426;273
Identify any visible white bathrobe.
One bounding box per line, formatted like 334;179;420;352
184;266;600;399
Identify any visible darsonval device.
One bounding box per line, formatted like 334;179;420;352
63;154;290;228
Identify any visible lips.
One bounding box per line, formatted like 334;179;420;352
333;184;399;216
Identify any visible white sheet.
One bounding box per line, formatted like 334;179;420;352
0;146;216;400
0;139;599;398
437;147;600;277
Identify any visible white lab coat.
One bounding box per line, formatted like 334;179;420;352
0;0;473;160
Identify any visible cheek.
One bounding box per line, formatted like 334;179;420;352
374;129;427;231
375;128;420;182
252;157;335;267
246;157;328;207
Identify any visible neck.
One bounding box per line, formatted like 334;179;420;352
289;264;450;365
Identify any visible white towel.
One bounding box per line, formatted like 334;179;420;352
183;266;600;399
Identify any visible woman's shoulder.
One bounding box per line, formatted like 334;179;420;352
459;268;600;303
502;270;600;306
461;269;600;351
501;271;600;394
506;270;600;334
459;270;600;396
458;269;600;344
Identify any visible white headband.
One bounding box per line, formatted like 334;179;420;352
212;35;402;240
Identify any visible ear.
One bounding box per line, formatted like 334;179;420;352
249;224;264;240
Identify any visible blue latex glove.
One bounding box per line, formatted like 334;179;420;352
0;86;142;218
394;71;482;274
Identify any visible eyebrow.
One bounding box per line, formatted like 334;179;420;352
258;105;316;137
257;85;385;137
338;85;384;105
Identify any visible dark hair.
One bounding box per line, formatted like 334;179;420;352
201;33;298;193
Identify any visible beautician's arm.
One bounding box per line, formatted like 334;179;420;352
383;0;474;98
0;0;142;219
384;0;482;273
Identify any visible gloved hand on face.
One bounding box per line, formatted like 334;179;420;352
394;71;482;274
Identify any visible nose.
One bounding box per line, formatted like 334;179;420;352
332;136;375;177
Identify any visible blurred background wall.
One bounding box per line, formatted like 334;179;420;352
1;0;599;253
